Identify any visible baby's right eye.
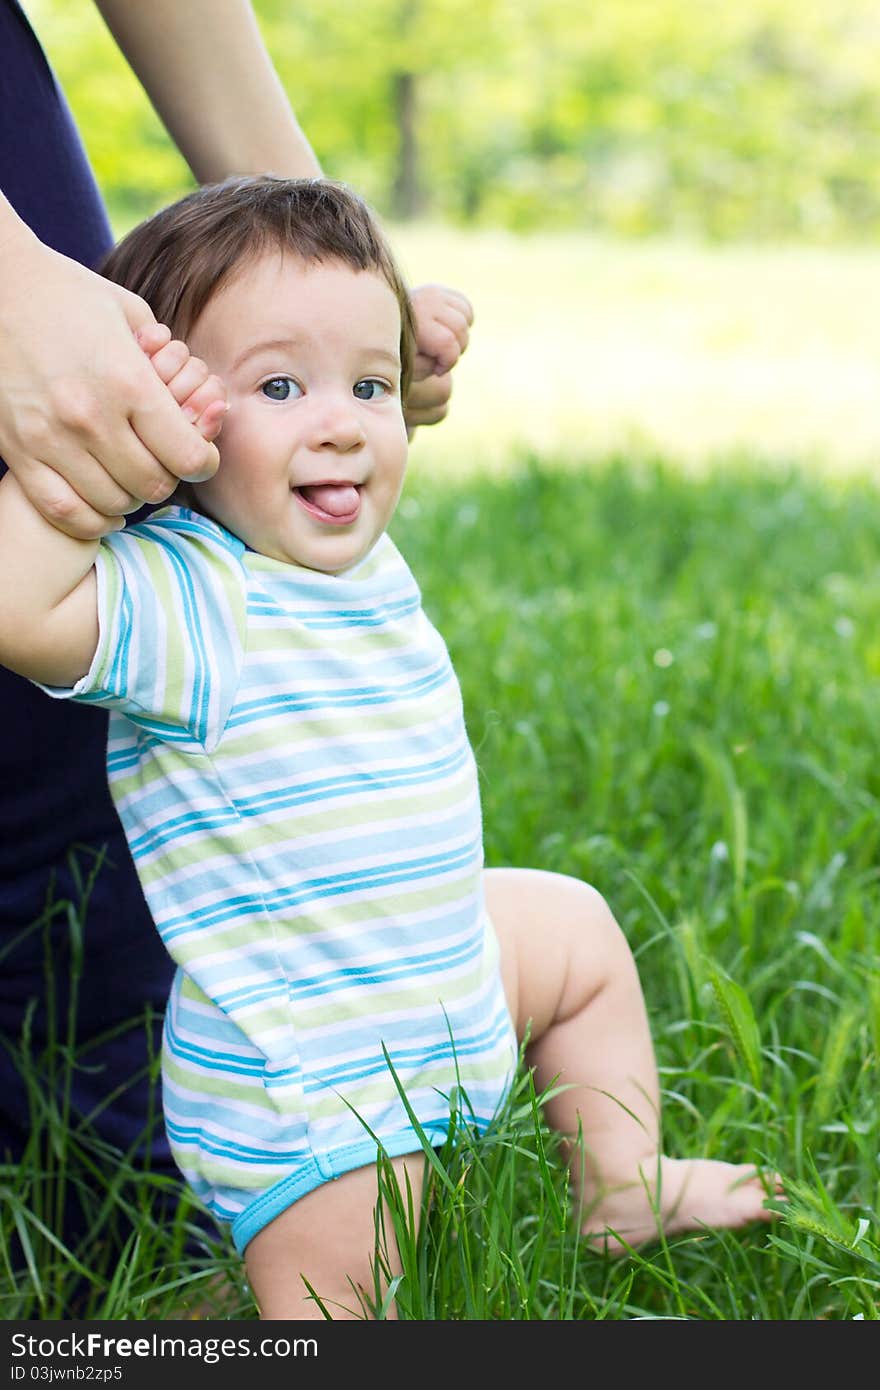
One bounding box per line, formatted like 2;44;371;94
260;377;301;401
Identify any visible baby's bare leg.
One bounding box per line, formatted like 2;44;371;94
244;1155;423;1320
486;867;780;1249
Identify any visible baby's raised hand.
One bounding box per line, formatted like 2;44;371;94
410;283;473;378
139;324;228;442
405;284;474;432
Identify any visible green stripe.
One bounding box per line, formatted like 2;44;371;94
135;767;477;886
288;959;500;1028
306;1054;512;1122
159;871;483;971
162;1052;276;1112
246;621;418;657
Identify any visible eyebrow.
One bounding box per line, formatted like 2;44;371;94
231;338;299;371
231;338;401;372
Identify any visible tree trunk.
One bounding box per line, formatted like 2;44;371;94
391;70;423;219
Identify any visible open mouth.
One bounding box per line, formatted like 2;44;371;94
293;482;362;526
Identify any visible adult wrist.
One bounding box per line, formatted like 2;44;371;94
0;196;44;295
0;193;39;249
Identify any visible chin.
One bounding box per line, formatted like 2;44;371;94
290;544;364;576
312;532;379;573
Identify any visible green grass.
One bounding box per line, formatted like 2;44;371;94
3;453;879;1319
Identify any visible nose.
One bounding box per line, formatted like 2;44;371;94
305;393;366;453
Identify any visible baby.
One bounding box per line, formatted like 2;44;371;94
0;177;780;1319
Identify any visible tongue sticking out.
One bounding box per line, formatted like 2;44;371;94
298;483;360;518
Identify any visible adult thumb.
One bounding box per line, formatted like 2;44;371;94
114;282;160;338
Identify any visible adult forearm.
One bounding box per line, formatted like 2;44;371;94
93;0;322;183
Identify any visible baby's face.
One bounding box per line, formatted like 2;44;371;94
185;252;408;573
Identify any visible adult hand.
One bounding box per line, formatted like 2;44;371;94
405;283;474;433
0;235;221;539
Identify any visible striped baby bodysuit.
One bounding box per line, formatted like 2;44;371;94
44;505;516;1251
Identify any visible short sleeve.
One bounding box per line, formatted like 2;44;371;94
39;508;247;753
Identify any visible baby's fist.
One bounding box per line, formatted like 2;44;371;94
410;283;474;381
145;332;229;442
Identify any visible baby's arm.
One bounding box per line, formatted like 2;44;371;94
0;472;101;686
0;336;227;688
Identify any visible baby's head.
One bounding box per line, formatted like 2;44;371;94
103;177;417;574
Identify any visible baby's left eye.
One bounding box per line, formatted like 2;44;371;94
353;379;388;401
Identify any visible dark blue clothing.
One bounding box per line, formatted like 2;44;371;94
0;0;177;1191
0;0;112;266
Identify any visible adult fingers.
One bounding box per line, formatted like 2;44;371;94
9;454;128;540
118;284;161;340
41;370;185;506
24;347;216;505
15;442;141;517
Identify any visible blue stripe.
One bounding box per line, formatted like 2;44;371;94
158;838;482;942
241;641;447;688
111;578;134;695
148;531;211;744
123;713;204;744
124;744;470;858
149;509;245;558
195;978;290;1012
279;931;484;1005
164;1017;266;1076
246;593;420;628
225;663;449;728
306;1020;513;1092
215;929;484;1014
258;1014;513;1091
165;1117;308;1166
106;744;144;774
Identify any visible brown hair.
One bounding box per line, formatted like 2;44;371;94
101;176;416;392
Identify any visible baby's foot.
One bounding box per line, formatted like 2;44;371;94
582;1155;784;1254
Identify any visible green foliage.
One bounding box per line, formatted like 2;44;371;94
23;0;880;240
4;456;880;1319
24;0;192;222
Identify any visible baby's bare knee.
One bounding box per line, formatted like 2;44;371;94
489;867;627;1037
536;873;624;954
536;874;638;1023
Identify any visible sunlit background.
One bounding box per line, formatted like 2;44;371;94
25;0;880;477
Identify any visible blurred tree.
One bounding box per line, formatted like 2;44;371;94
21;0;880;242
